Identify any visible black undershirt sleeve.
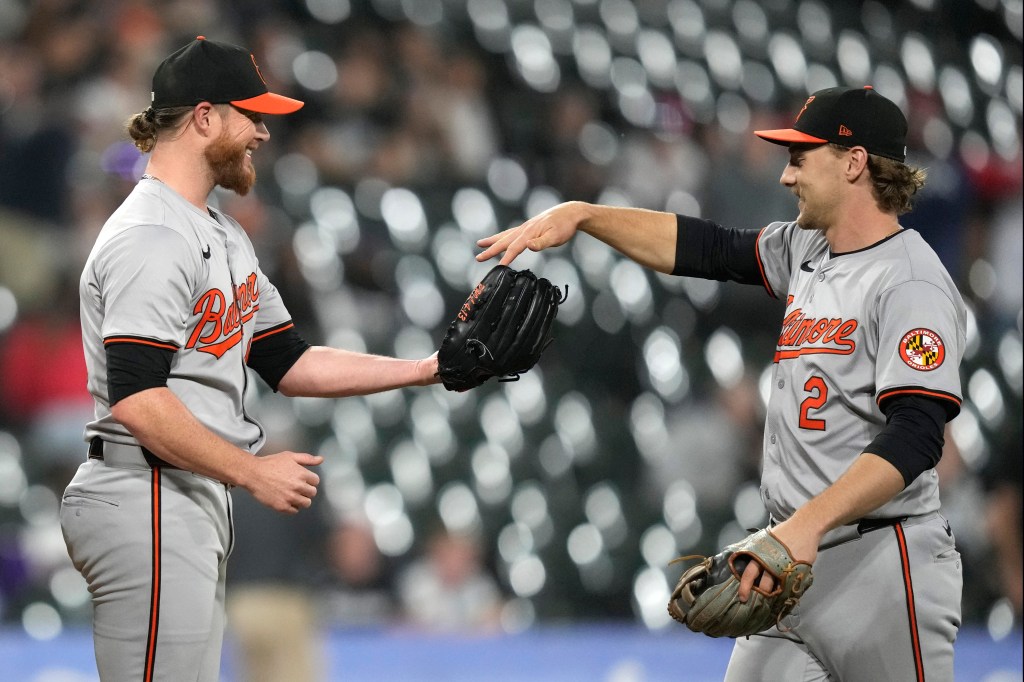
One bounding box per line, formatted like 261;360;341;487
105;325;309;404
671;215;763;284
246;323;311;392
866;394;948;488
106;342;175;405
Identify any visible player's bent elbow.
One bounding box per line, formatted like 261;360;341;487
275;383;300;398
271;349;319;398
109;387;169;435
273;372;307;398
109;392;140;427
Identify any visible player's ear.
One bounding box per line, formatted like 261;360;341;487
192;102;218;136
845;146;870;180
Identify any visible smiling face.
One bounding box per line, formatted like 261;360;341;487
204;105;268;195
780;143;848;232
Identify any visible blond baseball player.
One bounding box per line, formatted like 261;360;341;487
478;86;965;681
60;37;439;681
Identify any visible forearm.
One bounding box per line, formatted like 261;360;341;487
276;346;439;398
768;452;905;566
574;202;678;274
789;452;906;539
110;387;257;487
738;452;905;598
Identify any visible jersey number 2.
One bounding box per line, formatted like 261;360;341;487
799;376;827;431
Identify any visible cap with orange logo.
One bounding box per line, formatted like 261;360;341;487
151;36;304;115
754;86;907;162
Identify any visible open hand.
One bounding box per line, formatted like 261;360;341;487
476;201;590;265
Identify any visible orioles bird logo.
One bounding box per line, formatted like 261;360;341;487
250;55;267;85
795;95;815;122
899;328;945;371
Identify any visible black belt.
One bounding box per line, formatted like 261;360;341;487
770;514;908;551
89;437;180;470
856;516;908;534
819;515;912;551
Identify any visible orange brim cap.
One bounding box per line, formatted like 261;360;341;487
231;91;304;115
754;128;828;146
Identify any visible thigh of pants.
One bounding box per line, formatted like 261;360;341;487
61;461;233;682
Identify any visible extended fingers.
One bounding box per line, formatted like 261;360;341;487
477;222;546;264
477;233;523;263
476;226;515;248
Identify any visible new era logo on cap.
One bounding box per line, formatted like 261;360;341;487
754;86;908;162
151;36;303;115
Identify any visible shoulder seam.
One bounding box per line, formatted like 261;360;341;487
876;277;959;313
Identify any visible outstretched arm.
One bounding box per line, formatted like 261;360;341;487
276;346;440;398
476;201;678;273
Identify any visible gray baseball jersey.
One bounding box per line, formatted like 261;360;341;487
80;177;294;449
62;177;298;681
733;220;966;681
755;221;965;522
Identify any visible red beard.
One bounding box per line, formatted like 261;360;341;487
205;131;255;195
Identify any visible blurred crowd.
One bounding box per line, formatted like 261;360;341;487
0;0;1020;665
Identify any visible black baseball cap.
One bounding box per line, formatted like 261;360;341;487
754;86;907;162
151;36;304;115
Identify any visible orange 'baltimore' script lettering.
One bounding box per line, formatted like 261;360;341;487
186;273;260;358
774;307;858;362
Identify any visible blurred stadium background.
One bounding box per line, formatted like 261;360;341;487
0;0;1020;679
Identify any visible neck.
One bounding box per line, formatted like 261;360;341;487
824;216;902;253
143;154;214;212
820;192;902;253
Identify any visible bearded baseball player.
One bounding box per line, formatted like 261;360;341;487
60;37;440;681
478;86;965;681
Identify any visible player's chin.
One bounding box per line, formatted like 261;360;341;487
218;167;257;196
794;213;822;231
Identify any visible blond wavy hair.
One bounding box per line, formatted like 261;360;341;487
829;143;927;215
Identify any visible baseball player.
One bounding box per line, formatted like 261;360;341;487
60;37;440;681
478;86;965;681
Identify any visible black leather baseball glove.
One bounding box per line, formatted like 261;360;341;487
436;265;565;391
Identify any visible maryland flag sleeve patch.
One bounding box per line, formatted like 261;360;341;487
899;328;946;371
